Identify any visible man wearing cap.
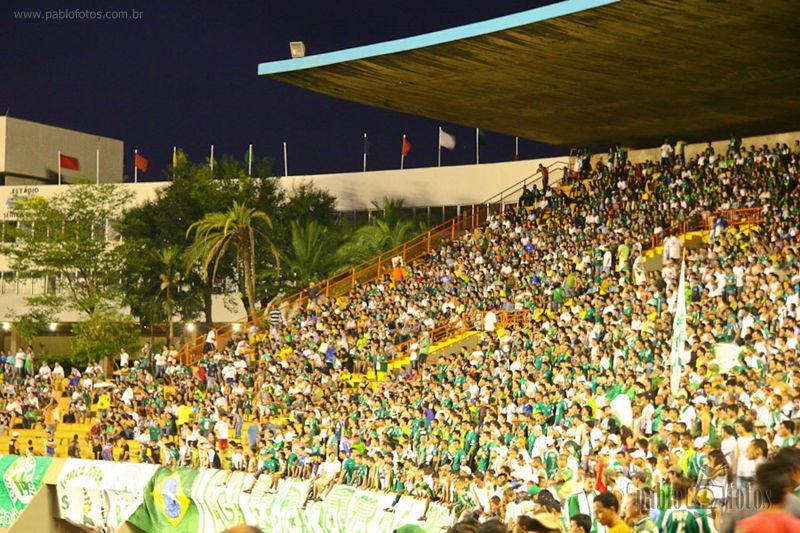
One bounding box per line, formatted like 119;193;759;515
8;432;20;455
686;437;708;481
624;489;657;533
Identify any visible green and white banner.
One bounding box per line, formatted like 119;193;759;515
0;454;52;528
669;258;687;396
129;467;455;533
57;459;158;532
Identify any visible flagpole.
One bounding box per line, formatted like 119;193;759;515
515;136;519;161
438;127;442;167
58;151;62;185
172;146;177;179
134;149;139;183
283;142;288;177
96;148;100;184
401;134;406;169
362;133;367;173
210;144;214;172
475;128;479;165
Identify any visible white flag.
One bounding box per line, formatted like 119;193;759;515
610;393;633;429
669;259;687;396
439;129;456;150
713;343;741;374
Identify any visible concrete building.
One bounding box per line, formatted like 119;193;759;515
0;117;123;186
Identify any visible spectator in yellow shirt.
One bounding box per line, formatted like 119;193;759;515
594;491;631;533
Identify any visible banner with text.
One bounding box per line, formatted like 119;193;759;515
0;454;52;528
129;468;455;533
57;459;158;532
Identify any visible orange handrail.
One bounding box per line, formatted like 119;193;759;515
645;206;763;251
178;161;568;365
389;309;530;365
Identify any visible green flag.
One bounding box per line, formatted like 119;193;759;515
0;456;52;528
129;467;200;533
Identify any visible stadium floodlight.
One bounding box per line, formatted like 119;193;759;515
289;41;306;58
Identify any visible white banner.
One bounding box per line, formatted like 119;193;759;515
669;259;687;396
57;459;157;532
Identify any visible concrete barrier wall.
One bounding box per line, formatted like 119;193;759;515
5;458;453;533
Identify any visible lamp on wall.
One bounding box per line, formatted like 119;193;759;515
289;41;306;59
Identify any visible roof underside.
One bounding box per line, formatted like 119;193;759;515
259;0;800;149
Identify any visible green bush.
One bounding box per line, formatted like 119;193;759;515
71;310;140;366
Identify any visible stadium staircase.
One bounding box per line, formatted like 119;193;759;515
0;383;192;460
177;160;571;367
0;391;142;460
641;206;764;270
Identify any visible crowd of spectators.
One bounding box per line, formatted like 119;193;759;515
2;138;800;533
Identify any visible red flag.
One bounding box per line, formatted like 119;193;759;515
134;153;149;172
401;137;411;157
59;153;80;171
595;461;607;493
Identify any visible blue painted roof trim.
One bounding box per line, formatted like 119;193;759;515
257;0;620;75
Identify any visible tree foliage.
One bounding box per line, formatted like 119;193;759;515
118;154;339;324
336;197;425;269
10;305;51;345
1;183;134;317
283;220;342;287
185;201;279;317
71;310;140;364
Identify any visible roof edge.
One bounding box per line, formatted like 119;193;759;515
257;0;619;75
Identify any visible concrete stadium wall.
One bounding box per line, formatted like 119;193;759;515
0;129;795;219
280;155;569;211
273;129;800;210
0;119;6;178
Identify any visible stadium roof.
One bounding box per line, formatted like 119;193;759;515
258;0;800;150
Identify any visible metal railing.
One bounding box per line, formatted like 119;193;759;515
645;206;764;251
178;161;569;365
388;309;530;365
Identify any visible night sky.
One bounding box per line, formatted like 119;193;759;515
1;0;564;181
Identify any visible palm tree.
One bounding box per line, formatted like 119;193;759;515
154;246;182;345
336;198;423;268
185;201;278;317
284;220;339;286
371;197;407;228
